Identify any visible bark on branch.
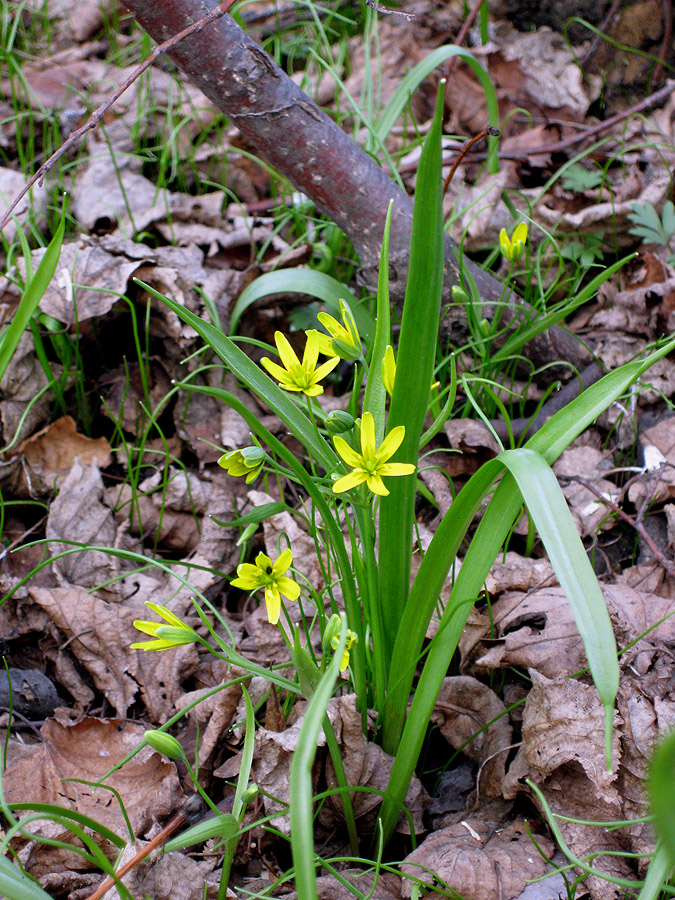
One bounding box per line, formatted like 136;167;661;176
120;0;592;378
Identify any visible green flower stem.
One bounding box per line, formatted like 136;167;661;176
363;199;393;445
352;496;386;713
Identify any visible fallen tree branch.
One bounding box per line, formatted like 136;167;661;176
120;0;593;379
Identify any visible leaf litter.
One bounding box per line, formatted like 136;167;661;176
2;0;675;897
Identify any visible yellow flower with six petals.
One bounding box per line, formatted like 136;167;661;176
218;447;265;483
230;548;300;625
499;222;528;262
261;331;339;396
332;411;415;497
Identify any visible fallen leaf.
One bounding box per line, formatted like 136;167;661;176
401;814;554;900
16;415;111;476
431;676;513;798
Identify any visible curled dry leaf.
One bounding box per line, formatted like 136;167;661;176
0;332;55;448
467;587;588;680
105;849;219;900
431;676;512;799
401;814;554;900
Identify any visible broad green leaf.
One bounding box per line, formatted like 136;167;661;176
228;268;372;339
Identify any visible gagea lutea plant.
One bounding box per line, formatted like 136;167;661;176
136;84;675;885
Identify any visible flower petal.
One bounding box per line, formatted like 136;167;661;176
277;576;300;601
365;473;390;496
302;329;321;371
261;358;292;382
272;548;293;575
133;620;161;637
512;222;528;245
264;584;281;624
314;357;340;381
360;411;376;459
333;470;367;493
333;435;363;468
378;462;416;477
274;332;300;370
376;425;406;462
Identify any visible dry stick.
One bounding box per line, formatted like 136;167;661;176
442;126;500;197
442;0;486;79
579;0;622;68
420;78;675;173
653;0;674;84
490;360;605;444
0;0;237;237
572;475;675;579
86;795;206;900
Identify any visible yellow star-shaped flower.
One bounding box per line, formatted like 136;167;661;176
230;548;300;624
332;411;415;497
310;299;362;361
261;331;339;396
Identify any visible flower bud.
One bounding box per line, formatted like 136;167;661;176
240;783;259;806
451;286;470;304
325;410;355;435
144;729;186;761
322;613;341;653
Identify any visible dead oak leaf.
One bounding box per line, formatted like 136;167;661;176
401;817;554;900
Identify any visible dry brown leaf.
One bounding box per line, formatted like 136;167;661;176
175;681;243;770
16;415;111;476
503;671;622;800
321;694;426;835
553;446;619;536
0;166;47;241
431;677;512;798
3;717;182;841
102;849;219;900
629;414;675;506
0;333;55;448
468;588;588;680
401;815;554;900
46;461;124;588
285;870;401;900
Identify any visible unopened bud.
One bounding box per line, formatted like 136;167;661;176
325;410;354;434
144;729;186;761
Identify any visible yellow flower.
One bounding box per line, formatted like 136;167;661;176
382;345;396;397
499;222;528;262
312;299;361;361
218;447;265;483
132;602;198;651
231;548;300;624
331;629;358;672
261;331;339;396
332;411;415;497
382;345;438;397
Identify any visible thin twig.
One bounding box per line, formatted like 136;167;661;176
0;0;237;236
579;0;622;68
443;0;487;80
572;474;675;578
400;79;675;174
653;0;674;84
442;126;500;196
